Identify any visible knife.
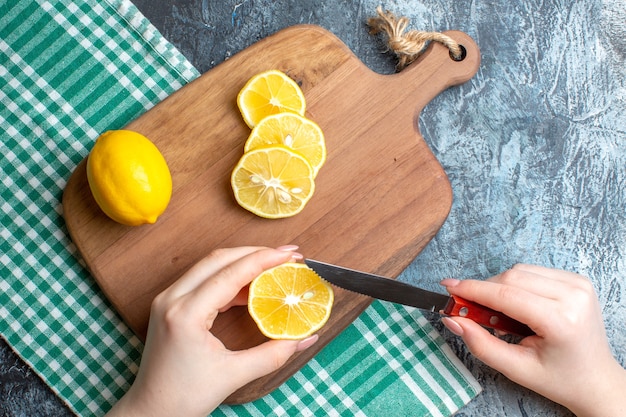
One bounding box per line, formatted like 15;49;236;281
305;259;534;337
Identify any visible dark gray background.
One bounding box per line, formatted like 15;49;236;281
2;1;625;416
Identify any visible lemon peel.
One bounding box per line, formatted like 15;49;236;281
86;130;172;226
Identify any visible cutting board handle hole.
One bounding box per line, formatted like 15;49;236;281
450;44;467;62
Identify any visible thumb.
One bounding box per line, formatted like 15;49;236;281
230;335;319;386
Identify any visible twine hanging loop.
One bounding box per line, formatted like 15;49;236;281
367;6;463;71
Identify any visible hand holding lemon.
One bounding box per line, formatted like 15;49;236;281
105;246;322;417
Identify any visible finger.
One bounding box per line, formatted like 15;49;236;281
227;336;318;389
510;264;592;290
186;247;296;316
485;267;567;300
486;264;592;301
167;247;266;297
444;317;541;385
510;264;579;282
218;286;250;312
443;279;552;333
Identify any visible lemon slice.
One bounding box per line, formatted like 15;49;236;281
237;69;306;128
231;145;315;219
248;263;334;339
244;113;326;177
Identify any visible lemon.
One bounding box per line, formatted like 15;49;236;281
231;145;315;219
248;263;334;339
237;69;306;128
86;130;172;226
244;113;326;177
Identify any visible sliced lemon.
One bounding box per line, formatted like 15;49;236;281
237;69;306;128
231;145;315;219
248;263;334;340
244;113;326;177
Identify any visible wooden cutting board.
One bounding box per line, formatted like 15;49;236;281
62;25;479;403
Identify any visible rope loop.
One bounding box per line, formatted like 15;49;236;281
367;6;463;71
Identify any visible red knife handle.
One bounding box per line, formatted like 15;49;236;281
443;295;534;337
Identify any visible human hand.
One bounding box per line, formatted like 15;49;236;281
106;246;318;417
440;264;626;417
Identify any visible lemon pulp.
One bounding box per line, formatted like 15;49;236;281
237;69;306;128
231;145;315;219
248;263;334;339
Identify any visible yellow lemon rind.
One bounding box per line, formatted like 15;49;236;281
86;130;172;226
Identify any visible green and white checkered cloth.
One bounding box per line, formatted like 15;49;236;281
0;0;481;415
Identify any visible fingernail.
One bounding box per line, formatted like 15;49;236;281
440;278;461;287
277;245;299;252
290;252;304;261
442;317;464;337
296;334;319;352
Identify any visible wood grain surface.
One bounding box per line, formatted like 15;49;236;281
62;25;479;403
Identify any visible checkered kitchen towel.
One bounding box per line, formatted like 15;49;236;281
0;0;481;415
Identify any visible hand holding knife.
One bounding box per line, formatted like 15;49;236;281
305;259;534;337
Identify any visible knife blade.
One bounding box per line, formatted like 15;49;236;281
305;259;534;337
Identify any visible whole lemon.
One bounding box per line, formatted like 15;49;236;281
86;130;172;226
